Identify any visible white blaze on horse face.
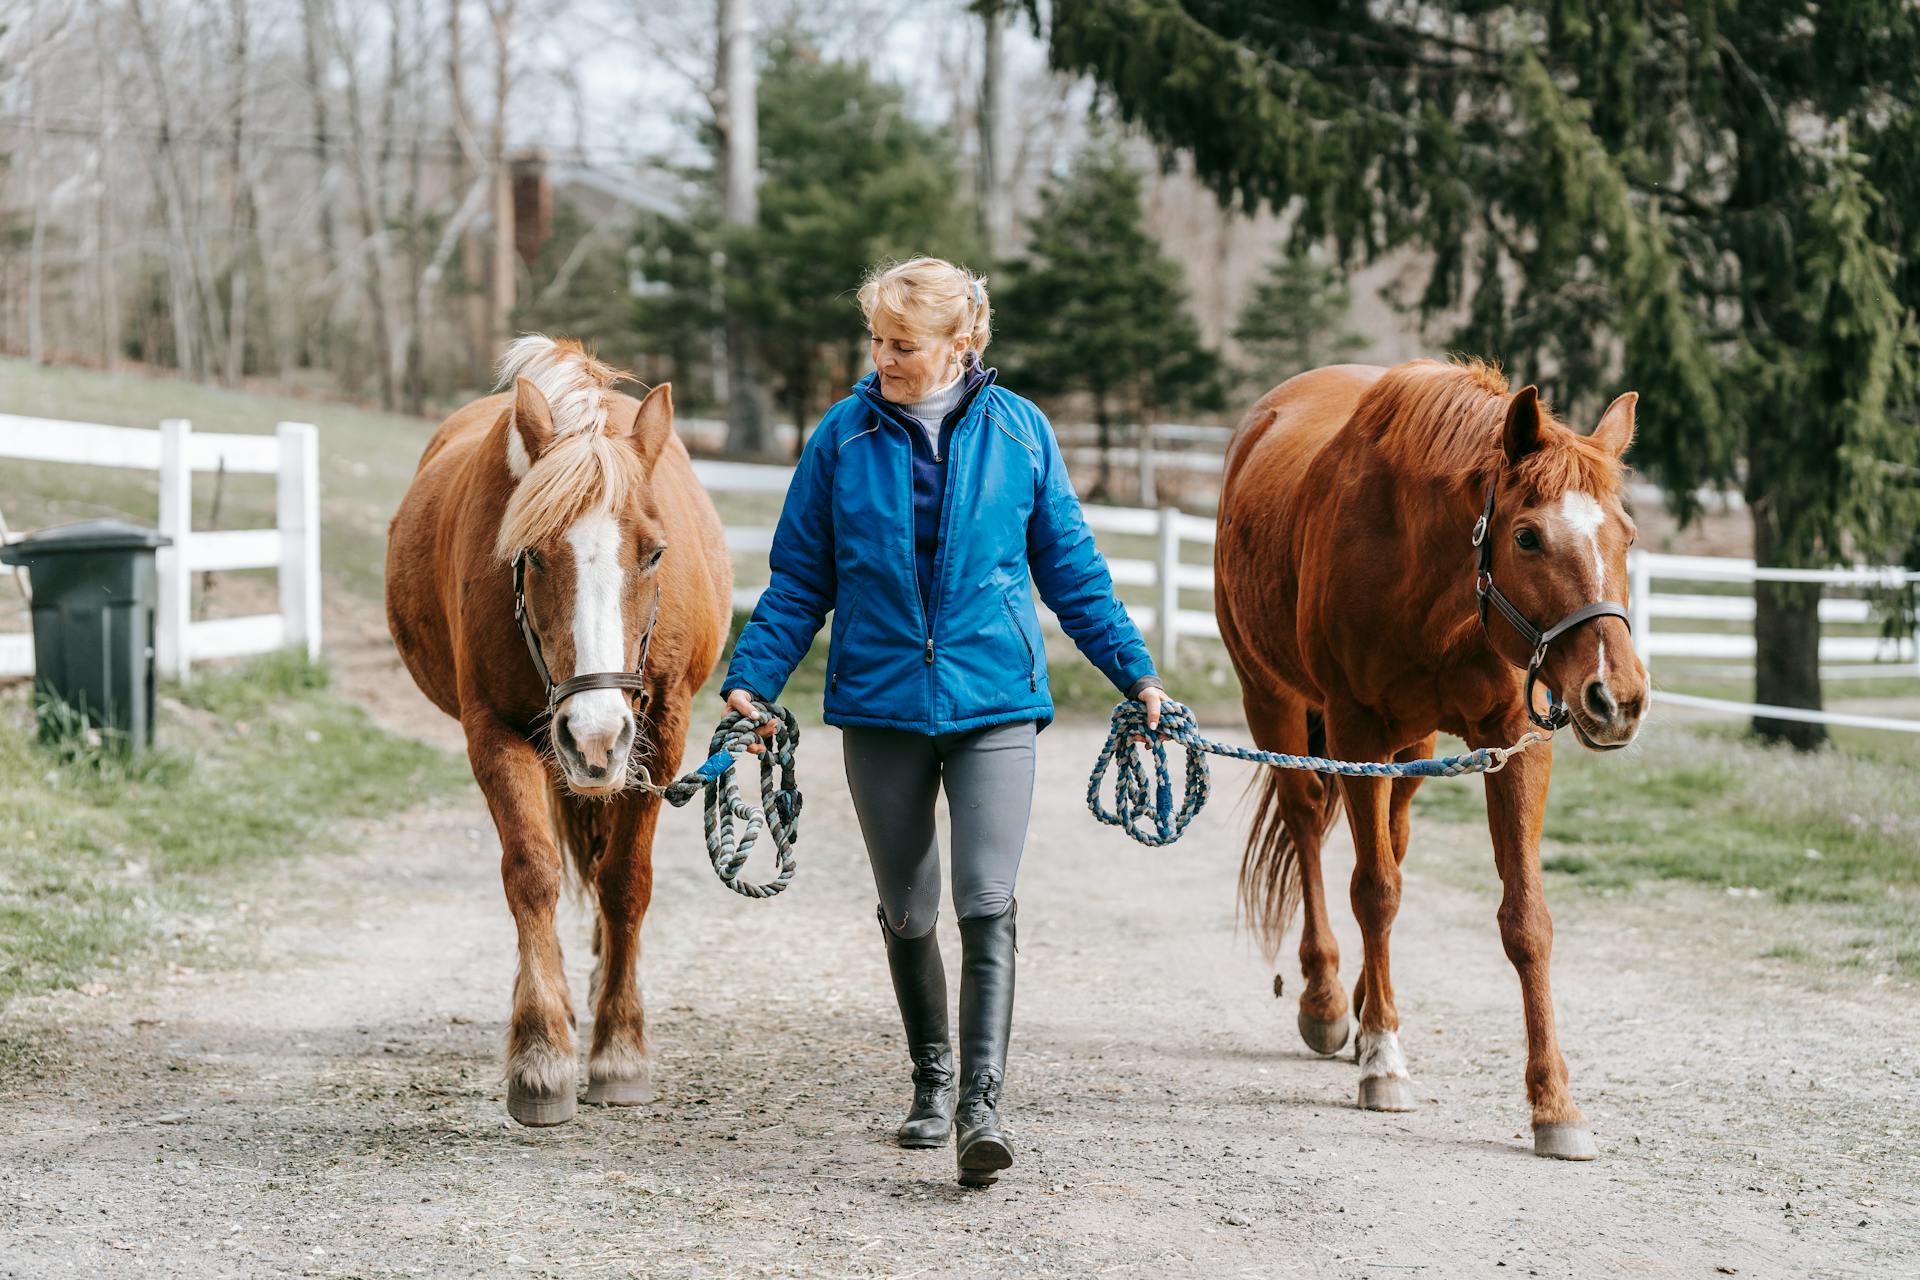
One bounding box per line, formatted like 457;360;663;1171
1356;1028;1409;1081
1557;491;1609;593
560;510;631;761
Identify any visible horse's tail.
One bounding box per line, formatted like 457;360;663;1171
1237;710;1344;963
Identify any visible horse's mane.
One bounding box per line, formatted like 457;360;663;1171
493;334;645;561
1348;358;1622;500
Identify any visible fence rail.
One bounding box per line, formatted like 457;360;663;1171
696;458;1919;734
0;413;320;682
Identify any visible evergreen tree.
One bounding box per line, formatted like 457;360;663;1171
1233;247;1367;391
636;37;980;453
1031;0;1920;747
995;143;1222;498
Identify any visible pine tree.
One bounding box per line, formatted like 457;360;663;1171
994;142;1222;498
1034;0;1920;747
1233;247;1367;391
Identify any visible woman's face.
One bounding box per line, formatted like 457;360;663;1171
870;322;970;404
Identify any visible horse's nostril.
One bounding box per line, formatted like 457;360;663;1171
554;713;580;758
1584;681;1616;721
614;719;634;756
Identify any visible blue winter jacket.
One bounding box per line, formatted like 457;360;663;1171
722;370;1157;734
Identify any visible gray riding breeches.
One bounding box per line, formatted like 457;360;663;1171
841;721;1038;938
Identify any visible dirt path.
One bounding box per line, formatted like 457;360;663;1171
3;705;1917;1278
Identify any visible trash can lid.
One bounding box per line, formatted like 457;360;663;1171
0;518;173;564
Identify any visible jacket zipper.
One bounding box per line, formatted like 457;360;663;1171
1003;598;1037;690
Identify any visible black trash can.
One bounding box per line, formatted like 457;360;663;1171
1;519;172;750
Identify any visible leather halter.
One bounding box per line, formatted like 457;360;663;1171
512;549;661;716
1471;478;1630;732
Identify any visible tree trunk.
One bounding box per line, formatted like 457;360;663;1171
90;5;121;371
447;0;489;383
302;0;340;370
224;0;254;383
24;0;47;366
717;0;774;454
979;8;1011;258
485;1;517;360
1749;487;1827;750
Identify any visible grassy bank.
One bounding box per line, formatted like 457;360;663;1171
1413;716;1920;977
0;652;468;1014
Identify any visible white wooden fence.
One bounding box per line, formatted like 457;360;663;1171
0;414;321;682
697;459;1920;733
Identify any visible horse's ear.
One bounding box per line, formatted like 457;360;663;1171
620;383;673;470
1591;391;1637;458
507;377;554;479
1502;384;1543;465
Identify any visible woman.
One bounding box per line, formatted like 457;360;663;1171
721;257;1170;1187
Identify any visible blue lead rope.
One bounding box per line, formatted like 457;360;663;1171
1088;700;1549;848
637;701;802;899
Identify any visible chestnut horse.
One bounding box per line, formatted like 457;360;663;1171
1215;359;1648;1160
386;336;731;1126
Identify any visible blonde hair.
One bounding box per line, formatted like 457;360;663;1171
857;256;991;361
492;334;643;561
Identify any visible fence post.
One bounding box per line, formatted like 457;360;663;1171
277;422;322;662
156;418;193;682
1137;422;1158;507
1628;549;1652;670
1156;505;1179;672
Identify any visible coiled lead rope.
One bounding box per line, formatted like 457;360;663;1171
636;700;801;899
1089;700;1549;848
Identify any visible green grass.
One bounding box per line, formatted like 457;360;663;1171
1414;716;1920;976
0;651;469;1009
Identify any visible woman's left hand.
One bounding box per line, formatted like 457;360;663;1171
1131;686;1170;742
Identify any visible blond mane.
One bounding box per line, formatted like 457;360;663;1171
1350;358;1623;500
492;335;644;561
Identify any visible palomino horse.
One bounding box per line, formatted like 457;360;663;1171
386;336;731;1125
1215;359;1648;1160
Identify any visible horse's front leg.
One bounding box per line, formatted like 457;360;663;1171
1468;719;1594;1160
586;696;685;1106
1327;715;1415;1113
586;794;660;1106
464;709;577;1127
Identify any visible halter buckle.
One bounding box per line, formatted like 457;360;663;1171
1470;514;1488;547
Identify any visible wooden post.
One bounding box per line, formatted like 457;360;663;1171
1137;422;1158;507
277;422;322;662
1156;505;1180;672
156;418;193;682
1628;549;1652;670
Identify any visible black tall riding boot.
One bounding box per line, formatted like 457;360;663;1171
878;906;956;1148
954;901;1017;1187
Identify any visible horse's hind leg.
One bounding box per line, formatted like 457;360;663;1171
1469;718;1595;1160
585;796;660;1106
1243;689;1349;1055
1326;712;1416;1113
465;711;577;1126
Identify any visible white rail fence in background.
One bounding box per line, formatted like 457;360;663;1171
0;414;321;682
695;459;1920;734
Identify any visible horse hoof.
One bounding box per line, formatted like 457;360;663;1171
585;1075;654;1107
1532;1122;1598;1161
1297;1011;1353;1057
1357;1075;1415;1112
507;1082;577;1127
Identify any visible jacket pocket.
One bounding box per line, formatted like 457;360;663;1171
829;594;865;694
1000;596;1038;692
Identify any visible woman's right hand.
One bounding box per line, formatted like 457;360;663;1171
725;688;780;753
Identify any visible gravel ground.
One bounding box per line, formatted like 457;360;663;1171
3;704;1917;1278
